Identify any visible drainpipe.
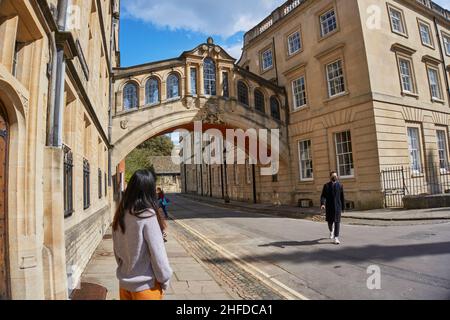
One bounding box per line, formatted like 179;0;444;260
49;0;69;147
108;15;117;186
272;37;279;85
433;17;450;103
46;33;58;147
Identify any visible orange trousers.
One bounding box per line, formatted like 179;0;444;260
119;283;163;300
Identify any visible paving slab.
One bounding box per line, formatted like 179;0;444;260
76;227;233;300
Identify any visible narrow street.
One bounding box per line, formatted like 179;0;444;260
167;194;450;300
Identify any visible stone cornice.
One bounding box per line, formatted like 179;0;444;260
391;43;417;56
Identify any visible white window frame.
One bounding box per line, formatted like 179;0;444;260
407;127;423;175
442;32;450;56
418;20;433;48
335;131;354;179
426;65;443;101
261;48;273;71
326;59;346;98
288;31;302;56
436;129;449;173
397;57;415;94
298;140;314;181
388;5;407;36
292;76;307;109
320;8;338;38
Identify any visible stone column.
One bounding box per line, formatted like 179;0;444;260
0;16;18;72
216;66;222;97
139;85;145;107
199;63;204;96
185;62;191;96
229;70;236;99
42;147;69;300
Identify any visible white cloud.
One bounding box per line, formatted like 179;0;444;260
122;0;285;38
434;0;450;9
222;41;244;60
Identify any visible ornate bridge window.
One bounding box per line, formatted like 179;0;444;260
167;73;180;99
203;58;216;96
145;78;160;105
254;89;265;114
237;81;249;106
270;96;281;120
123;82;138;110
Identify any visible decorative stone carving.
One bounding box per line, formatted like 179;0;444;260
197;100;225;125
120;120;128;129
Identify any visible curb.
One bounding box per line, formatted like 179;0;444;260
178;194;450;222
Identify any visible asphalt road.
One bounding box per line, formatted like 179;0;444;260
168;194;450;300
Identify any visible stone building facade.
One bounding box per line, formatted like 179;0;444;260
183;0;450;210
0;0;119;299
1;0;450;301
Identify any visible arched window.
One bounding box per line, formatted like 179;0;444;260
145;78;159;105
237;81;249;106
203;58;216;96
254;89;265;113
123;83;138;110
167;73;180;99
270;96;281;120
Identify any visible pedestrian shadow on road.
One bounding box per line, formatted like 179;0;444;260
259;239;328;248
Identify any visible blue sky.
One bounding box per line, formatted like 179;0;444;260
119;0;450;144
119;0;450;67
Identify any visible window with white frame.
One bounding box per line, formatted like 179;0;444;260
298;140;313;181
407;127;423;174
261;49;273;71
388;6;407;35
442;33;450;56
326;60;345;97
418;21;433;47
335;131;354;178
427;66;442;100
292;76;307;109
288;31;302;55
437;130;449;171
398;57;415;93
320;9;337;37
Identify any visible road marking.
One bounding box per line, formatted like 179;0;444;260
172;218;310;300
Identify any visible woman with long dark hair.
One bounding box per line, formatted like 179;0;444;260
112;170;172;300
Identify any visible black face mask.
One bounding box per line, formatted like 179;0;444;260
331;177;337;182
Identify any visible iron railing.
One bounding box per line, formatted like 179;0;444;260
381;162;450;208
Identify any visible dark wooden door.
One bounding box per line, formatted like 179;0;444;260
0;104;9;299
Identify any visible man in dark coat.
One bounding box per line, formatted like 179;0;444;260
320;171;345;245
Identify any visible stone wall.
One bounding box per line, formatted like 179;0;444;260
65;205;110;296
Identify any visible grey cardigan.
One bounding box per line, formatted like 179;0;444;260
112;209;173;292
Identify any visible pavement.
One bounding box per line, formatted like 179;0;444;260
179;193;450;222
74;194;450;300
168;194;450;300
74;226;234;300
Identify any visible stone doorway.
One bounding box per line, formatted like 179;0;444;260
0;102;9;299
